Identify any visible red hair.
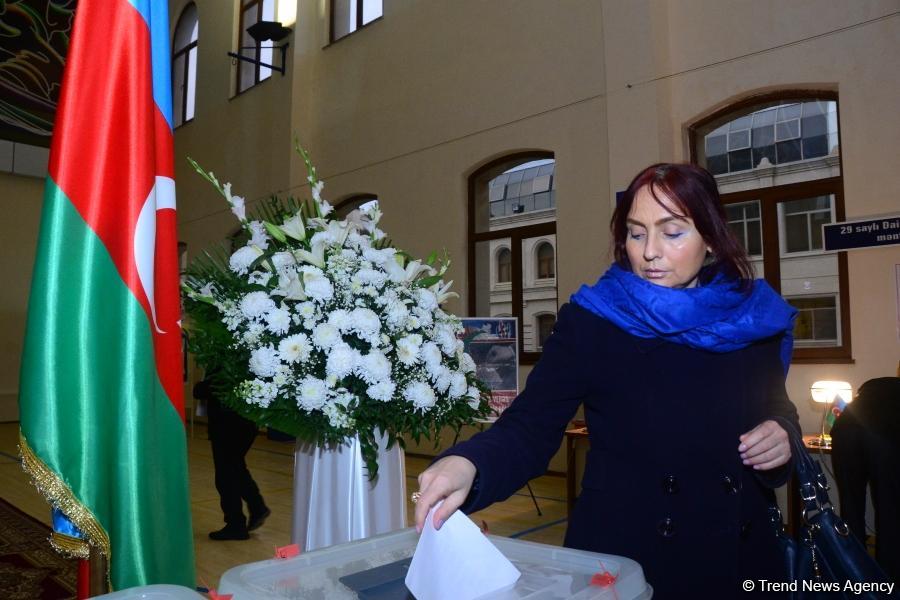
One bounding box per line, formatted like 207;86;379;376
611;163;753;289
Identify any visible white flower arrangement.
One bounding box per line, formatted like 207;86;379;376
182;144;489;477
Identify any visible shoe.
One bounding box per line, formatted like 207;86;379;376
247;507;271;532
208;525;250;541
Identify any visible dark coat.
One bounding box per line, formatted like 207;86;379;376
445;302;800;599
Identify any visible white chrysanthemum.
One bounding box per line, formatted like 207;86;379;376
230;245;263;275
326;343;358;379
248;221;270;250
249;345;280;378
433;324;459;356
354;268;386;289
460;352;476;374
466;384;482;410
248;271;273;286
362;247;394;266
297;302;317;321
367;380;396;402
297;376;328;411
324;403;352;429
264;306;291;334
404;381;437;411
449;372;468;399
349;307;380;339
433;366;452;393
328;309;352;332
312;322;340;350
420;342;443;375
358;351;391;384
396;334;423;365
415;288;439;312
301;266;334;302
278;333;311;363
240;291;275;319
406;315;421;330
385;300;409;329
271;251;296;272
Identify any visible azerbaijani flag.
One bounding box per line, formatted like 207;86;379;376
18;0;195;589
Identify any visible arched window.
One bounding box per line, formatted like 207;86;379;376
469;153;557;362
333;193;378;221
535;241;554;279
536;313;556;350
172;3;198;127
496;248;511;283
690;91;849;362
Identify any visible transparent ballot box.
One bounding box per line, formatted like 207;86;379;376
91;584;206;599
218;528;652;599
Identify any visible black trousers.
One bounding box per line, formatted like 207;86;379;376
208;398;266;527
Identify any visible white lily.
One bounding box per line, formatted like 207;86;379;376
280;213;306;241
430;280;459;304
274;272;306;300
294;240;327;268
384;256;433;283
326;220;352;246
222;182;247;222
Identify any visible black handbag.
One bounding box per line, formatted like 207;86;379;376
769;424;892;598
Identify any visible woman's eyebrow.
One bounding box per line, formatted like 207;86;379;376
626;216;685;227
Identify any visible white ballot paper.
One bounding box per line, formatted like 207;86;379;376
405;503;521;600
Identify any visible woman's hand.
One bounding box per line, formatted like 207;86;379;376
413;456;477;533
738;419;791;470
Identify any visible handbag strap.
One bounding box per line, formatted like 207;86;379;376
773;417;834;523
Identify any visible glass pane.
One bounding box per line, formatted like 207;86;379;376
728;222;746;250
172;53;185;127
537;314;556;349
752;108;776;126
728;130;750;150
784;214;809;253
239;4;258;92
777;104;801;120
728;149;752;172
474;239;512;318
809;210;831;250
334;0;356;39
752;125;774;147
729;115;752;130
706;135;727;156
776;120;800;141
174;4;198;50
522;236;557;353
746;219;762;256
776;139;802;163
186;47;197;121
534;192;551;210
786;296;838;346
363;0;383;24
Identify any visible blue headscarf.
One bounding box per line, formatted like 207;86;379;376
571;264;798;375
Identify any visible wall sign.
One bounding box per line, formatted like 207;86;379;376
823;215;900;251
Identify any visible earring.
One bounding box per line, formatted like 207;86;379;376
702;252;716;267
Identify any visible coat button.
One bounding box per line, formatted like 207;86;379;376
739;520;752;539
662;475;679;494
657;517;675;538
721;474;740;495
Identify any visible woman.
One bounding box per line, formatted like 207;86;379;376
414;163;800;598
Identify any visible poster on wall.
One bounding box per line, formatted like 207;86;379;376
459;318;519;420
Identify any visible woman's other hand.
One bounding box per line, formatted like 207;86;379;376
738;419;791;470
413;456;477;533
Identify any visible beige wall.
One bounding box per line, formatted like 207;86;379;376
0;173;45;420
0;1;896;471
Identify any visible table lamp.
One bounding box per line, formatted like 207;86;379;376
809;380;852;447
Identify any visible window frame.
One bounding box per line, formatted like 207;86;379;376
236;0;274;95
468;151;556;365
172;3;198;127
495;247;512;285
535;240;555;280
689;90;851;363
535;312;557;351
330;0;383;43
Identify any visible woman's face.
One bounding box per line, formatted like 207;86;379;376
625;185;710;289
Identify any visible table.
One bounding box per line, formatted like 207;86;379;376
786;434;833;536
564;426;589;518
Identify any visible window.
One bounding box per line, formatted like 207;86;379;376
496;248;511;283
333;194;378;221
470;154;557;363
691;91;850;362
536;314;556;350
331;0;382;42
536;242;554;279
172;3;198;127
237;0;275;94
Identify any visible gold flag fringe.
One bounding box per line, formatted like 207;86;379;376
19;431;112;588
50;531;90;559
